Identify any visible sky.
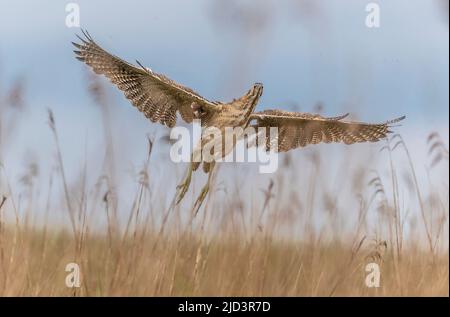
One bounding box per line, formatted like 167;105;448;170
0;0;448;216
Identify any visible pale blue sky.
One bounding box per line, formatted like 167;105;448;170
0;0;448;204
1;0;448;118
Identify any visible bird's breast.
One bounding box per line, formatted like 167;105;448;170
210;105;250;128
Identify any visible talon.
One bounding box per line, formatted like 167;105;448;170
175;166;192;205
176;183;189;204
191;164;215;216
192;185;210;216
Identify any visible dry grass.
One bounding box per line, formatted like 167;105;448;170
0;228;448;296
0;76;448;297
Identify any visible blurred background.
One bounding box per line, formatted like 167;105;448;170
0;0;448;238
0;0;448;296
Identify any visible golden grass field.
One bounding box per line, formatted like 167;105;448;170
0;78;448;297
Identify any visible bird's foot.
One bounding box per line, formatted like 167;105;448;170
192;182;210;217
175;171;192;205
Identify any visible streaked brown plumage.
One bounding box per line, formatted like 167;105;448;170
250;109;404;152
73;30;405;171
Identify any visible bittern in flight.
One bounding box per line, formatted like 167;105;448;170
73;30;404;211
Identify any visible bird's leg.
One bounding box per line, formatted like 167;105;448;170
175;162;193;205
192;162;215;217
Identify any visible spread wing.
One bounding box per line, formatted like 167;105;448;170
250;109;405;152
73;30;218;128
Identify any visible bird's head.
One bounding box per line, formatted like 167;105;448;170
244;82;264;108
252;83;264;99
233;82;264;113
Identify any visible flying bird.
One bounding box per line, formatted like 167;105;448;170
72;30;404;210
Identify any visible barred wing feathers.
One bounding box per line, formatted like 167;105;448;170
250;109;405;152
73;30;217;128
